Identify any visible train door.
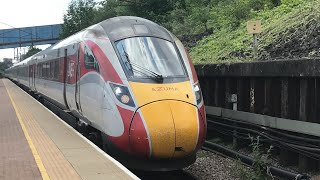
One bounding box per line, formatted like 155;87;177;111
63;49;70;110
29;64;35;89
29;65;32;87
33;64;36;90
64;44;80;112
75;45;82;113
77;45;103;127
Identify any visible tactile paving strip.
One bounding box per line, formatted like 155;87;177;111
3;79;136;180
4;79;81;180
0;80;42;180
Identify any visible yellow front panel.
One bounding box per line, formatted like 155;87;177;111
130;81;198;158
169;101;198;158
129;81;195;106
140;101;175;158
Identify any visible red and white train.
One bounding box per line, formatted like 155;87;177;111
5;16;206;170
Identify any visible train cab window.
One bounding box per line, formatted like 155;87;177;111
115;37;186;78
84;46;99;72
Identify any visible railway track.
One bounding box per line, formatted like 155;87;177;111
205;118;311;180
133;170;197;180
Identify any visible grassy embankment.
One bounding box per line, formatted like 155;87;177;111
190;0;320;64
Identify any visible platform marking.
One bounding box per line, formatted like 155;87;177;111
5;80;139;180
4;82;50;180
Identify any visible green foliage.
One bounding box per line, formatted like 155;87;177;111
94;0;118;22
21;47;42;60
61;0;278;37
197;150;207;158
190;0;316;64
233;136;273;180
61;0;96;38
120;0;176;23
61;0;177;38
0;60;13;74
60;0;318;64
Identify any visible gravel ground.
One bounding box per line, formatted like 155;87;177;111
184;150;243;180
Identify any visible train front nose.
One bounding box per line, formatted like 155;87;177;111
130;100;199;159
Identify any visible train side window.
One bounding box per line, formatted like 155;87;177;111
42;63;49;79
46;63;50;78
54;60;59;80
39;64;42;78
39;63;43;78
36;65;38;77
38;64;41;78
42;64;45;78
50;61;53;79
84;46;99;72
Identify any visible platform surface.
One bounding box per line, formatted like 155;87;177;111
0;79;138;180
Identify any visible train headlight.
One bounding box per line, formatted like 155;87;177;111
114;87;122;95
110;83;135;107
194;83;202;105
121;95;130;104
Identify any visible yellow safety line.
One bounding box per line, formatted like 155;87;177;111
4;81;50;180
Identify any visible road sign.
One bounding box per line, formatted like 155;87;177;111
247;20;262;59
247;20;262;35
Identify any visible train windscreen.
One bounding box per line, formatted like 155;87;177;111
115;37;186;79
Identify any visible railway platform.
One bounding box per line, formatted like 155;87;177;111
0;79;138;180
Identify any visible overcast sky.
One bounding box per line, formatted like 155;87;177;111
0;0;71;61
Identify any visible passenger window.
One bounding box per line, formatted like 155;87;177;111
84;46;99;72
50;61;54;79
54;60;59;80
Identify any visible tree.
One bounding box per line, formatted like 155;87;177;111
93;0;119;23
21;47;42;60
0;60;13;74
271;0;281;6
61;0;96;39
187;1;211;33
118;0;176;23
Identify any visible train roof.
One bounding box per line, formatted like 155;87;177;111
6;16;175;70
6;52;40;70
98;16;174;42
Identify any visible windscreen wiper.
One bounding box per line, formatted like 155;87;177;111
122;46;163;82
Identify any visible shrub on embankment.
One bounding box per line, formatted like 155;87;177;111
190;0;320;64
61;0;320;64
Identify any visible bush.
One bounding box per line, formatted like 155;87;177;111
233;136;273;180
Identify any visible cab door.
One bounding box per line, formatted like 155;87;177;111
65;44;80;112
78;45;103;127
75;45;82;113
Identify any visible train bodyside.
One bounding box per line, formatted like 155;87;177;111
5;16;207;170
